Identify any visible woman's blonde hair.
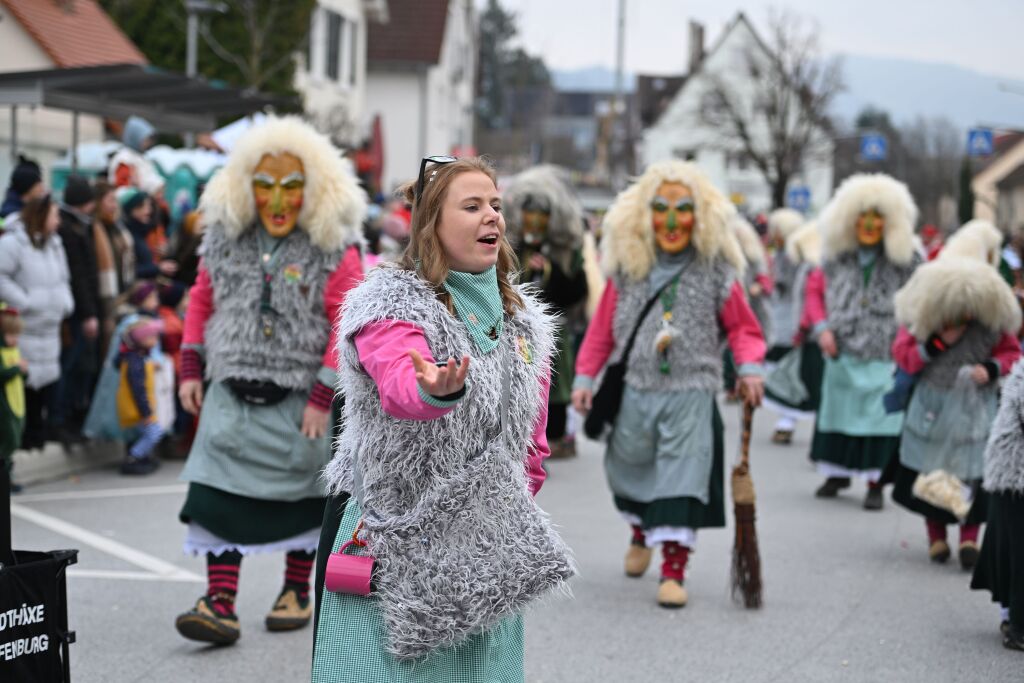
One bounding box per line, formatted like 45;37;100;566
398;157;524;315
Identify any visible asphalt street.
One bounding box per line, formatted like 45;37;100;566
8;401;1022;682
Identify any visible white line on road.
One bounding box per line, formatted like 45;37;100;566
68;568;203;583
14;484;187;503
10;503;203;582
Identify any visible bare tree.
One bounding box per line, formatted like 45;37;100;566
699;11;843;208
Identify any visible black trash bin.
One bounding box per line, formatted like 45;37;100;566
2;466;77;681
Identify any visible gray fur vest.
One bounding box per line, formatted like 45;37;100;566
920;322;999;390
612;257;737;392
769;250;799;347
201;225;345;390
324;267;575;659
824;252;917;361
983;360;1024;493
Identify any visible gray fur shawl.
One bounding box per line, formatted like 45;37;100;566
824;251;918;360
984;359;1024;493
324;266;575;659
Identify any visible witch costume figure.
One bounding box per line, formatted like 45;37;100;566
765;208;805;361
724;213;773;396
173;117;367;645
763;220;825;445
572;161;765;609
503;165;588;458
890;221;1021;568
808;173;920;510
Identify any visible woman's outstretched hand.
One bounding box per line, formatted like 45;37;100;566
409;349;470;398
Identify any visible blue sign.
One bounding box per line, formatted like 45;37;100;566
967;128;994;157
786;186;811;212
860;133;888;161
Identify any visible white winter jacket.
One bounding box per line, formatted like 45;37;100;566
0;221;74;388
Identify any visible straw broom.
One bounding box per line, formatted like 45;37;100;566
730;401;762;608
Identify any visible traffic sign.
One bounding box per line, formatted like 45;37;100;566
860;134;887;161
967;128;994;157
786;186;811;212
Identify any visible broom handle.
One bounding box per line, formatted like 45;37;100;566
739;402;754;470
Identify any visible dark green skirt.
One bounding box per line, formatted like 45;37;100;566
765;342;824;413
613;403;725;530
971;491;1024;628
810;428;900;474
179;482;326;545
891;462;988;526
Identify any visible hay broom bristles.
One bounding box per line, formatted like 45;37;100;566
731;401;762;608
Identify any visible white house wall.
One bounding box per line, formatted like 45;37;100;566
366;71;423;193
0;5;104;185
642;18;834;214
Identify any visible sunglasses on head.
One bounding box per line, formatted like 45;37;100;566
415;155;458;202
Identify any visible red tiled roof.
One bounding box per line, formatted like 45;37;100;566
2;0;146;69
368;0;449;65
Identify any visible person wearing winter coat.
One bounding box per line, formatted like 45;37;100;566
313;156;573;680
763;221;825;444
1;155;44;222
971;358;1024;652
502;165;589;458
890;235;1021;569
807;174;920;509
108;115;165;197
572;161;765;609
0;195;74;450
174;117;367;646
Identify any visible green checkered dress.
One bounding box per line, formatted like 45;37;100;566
312;500;526;682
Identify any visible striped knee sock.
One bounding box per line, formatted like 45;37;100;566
284;550;315;600
206;550;242;617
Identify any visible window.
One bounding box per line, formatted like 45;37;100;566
325;11;345;82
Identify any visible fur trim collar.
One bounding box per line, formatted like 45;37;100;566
785;220;822;266
768;208;803;242
502;165;583;252
199;116;367;252
600;160;745;282
894;258;1021;339
941;219;1003;267
820;173;918;265
731;212;767;268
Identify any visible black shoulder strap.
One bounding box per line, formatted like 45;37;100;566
618;280;671;369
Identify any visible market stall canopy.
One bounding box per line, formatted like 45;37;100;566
0;63;291;133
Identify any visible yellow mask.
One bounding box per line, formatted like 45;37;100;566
651;182;694;254
856;209;884;247
252;153;305;238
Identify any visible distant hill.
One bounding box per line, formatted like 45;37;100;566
554;55;1024;131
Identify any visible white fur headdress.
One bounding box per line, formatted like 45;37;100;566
941;219;1003;267
819;173;918;265
200;116;367;252
785;220;822;266
894;257;1020;339
600;160;745;282
768;208;804;242
502;165;583;270
730;211;767;269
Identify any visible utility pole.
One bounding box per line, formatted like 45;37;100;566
184;0;228;147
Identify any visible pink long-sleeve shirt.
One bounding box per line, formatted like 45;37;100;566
182;244;364;374
353;320;551;495
575;278;765;381
891;325;1021;377
796;267;827;345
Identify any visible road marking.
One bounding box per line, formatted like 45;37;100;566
15;484;187;503
68;569;203;583
10;503;203;582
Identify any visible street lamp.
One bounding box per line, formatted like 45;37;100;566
184;0;228;146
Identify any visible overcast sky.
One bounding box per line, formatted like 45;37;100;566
484;0;1024;80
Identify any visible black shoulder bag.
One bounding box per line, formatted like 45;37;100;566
583;284;670;439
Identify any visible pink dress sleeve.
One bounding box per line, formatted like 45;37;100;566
991;331;1022;375
321;245;365;372
575;279;618;380
353;320;457;421
801;268;827;332
183;264;213;346
525;370;551;496
719;280;766;366
891;326;927;374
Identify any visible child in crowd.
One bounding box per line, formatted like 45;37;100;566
0;305;27;492
117;318;165;475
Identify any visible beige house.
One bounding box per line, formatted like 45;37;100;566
973;134;1024;234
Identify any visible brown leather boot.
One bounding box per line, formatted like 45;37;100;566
265;587;312;631
657;580;688;608
175;595;240;645
624;542;653;578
